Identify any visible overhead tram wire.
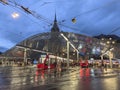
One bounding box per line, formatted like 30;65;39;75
0;1;25;42
1;0;53;26
19;6;52;25
0;0;56;45
108;26;120;35
0;0;80;52
58;23;81;32
0;1;96;33
3;0;118;35
29;1;53;9
60;1;120;35
26;0;55;26
1;0;119;25
1;0;74;30
58;1;120;33
28;0;43;8
0;0;8;5
71;0;119;23
1;0;54;32
0;2;58;41
0;0;48;41
0;2;50;45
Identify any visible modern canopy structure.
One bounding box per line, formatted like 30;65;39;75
0;15;118;62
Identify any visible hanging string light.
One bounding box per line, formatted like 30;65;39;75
72;18;76;23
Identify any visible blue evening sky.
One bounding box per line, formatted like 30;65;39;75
0;0;120;52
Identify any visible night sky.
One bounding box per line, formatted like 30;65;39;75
0;0;120;52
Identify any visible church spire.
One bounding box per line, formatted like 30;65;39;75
51;13;60;32
54;12;57;22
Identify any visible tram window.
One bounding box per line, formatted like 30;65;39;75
50;58;55;64
45;61;48;65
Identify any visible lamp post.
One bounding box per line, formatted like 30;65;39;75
77;51;79;63
60;33;70;68
67;41;70;68
24;48;27;66
101;54;103;60
109;50;113;68
60;33;79;68
107;39;115;68
101;38;115;68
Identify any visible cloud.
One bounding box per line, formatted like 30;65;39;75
0;0;120;52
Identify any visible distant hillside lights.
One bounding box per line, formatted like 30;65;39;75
107;41;115;44
101;37;115;45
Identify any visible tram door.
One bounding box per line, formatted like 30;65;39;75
37;55;47;69
37;54;55;69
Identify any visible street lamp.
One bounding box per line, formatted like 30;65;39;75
11;12;19;19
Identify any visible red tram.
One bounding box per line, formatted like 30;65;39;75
37;54;55;69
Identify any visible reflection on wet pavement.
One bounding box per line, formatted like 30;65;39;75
0;66;120;90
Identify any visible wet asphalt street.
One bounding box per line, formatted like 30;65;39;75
0;66;120;90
